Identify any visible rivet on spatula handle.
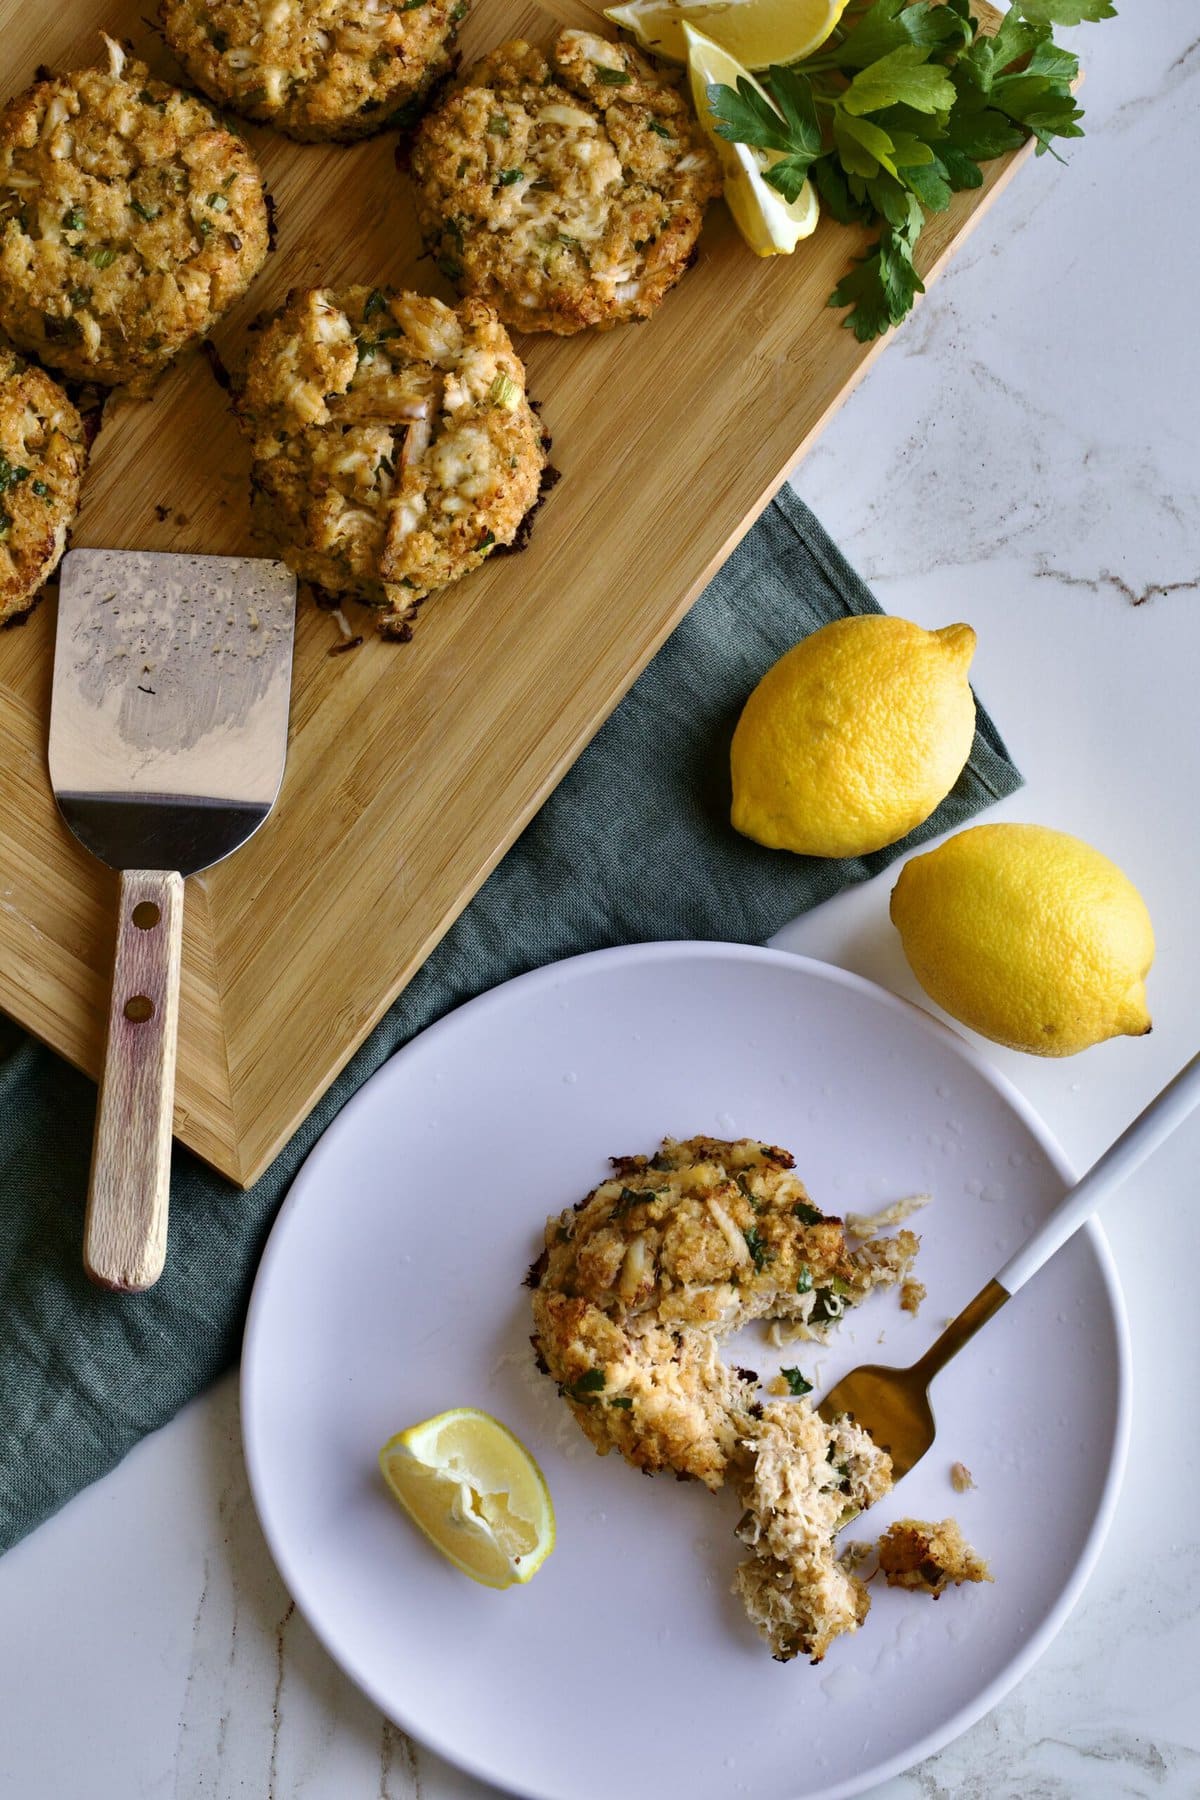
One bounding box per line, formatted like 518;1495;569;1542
84;869;184;1292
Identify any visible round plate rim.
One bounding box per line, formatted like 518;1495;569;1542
241;939;1132;1800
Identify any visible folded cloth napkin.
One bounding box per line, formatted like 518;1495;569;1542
0;487;1021;1553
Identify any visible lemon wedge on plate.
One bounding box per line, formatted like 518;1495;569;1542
379;1406;555;1589
684;25;819;256
605;0;848;69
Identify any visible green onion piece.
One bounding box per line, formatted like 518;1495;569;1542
488;113;509;135
206;191;229;211
90;248;118;269
496;167;524;186
130;200;160;221
647;119;671;138
31;479;49;498
780;1367;813;1397
476;529;496;553
609;1396;633;1409
593;65;631;85
0;508;11;540
363;288;389;319
795;1264;813;1294
488;370;520;409
61;206;85;232
793;1200;823;1226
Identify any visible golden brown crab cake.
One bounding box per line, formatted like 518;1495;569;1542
733;1401;893;1664
877;1518;992;1596
410;29;721;334
529;1137;918;1488
240;284;545;636
0;348;87;623
160;0;466;144
0;38;268;393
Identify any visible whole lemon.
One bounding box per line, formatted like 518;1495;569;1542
890;824;1154;1057
730;615;977;857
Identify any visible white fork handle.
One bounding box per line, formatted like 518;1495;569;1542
998;1049;1200;1296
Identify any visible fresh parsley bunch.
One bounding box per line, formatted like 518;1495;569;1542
706;0;1116;340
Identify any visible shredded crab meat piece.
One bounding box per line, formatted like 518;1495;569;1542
706;1195;752;1266
101;32;126;79
846;1194;931;1239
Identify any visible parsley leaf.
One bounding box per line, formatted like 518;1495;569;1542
1016;0;1116;22
829;207;925;342
835;0;972;69
563;1369;606;1403
841;46;956;119
743;1226;771;1271
707;67;823;204
707;76;796;155
780;1367;814;1396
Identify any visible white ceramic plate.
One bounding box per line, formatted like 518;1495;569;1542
242;943;1130;1800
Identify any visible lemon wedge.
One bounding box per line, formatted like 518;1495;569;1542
378;1407;555;1589
605;0;849;69
684;26;819;256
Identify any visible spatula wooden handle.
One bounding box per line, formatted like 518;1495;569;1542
84;870;184;1292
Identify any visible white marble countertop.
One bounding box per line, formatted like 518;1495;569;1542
2;8;1198;1797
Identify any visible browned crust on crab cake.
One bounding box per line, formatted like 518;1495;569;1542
410;29;721;334
0;39;268;392
877;1517;992;1595
239;283;545;635
160;0;466;144
529;1136;916;1490
0;347;86;622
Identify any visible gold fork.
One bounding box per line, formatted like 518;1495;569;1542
818;1050;1200;1480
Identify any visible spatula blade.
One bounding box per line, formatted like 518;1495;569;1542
48;549;296;876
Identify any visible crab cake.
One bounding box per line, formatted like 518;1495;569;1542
529;1137;917;1489
160;0;465;144
411;29;721;334
0;348;87;622
0;37;269;392
240;284;545;636
734;1402;893;1663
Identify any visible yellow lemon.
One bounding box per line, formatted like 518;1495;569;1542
685;26;819;255
730;614;977;857
379;1407;555;1589
890;824;1155;1057
605;0;849;69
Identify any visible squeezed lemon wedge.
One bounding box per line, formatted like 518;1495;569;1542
684;26;819;256
379;1407;555;1589
605;0;849;69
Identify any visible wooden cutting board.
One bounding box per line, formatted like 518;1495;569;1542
0;0;1031;1186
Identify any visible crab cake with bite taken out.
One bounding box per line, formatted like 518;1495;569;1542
529;1136;918;1489
0;347;87;623
160;0;466;144
0;36;269;393
411;29;721;334
239;284;545;637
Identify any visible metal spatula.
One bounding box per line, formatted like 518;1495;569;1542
48;549;296;1292
820;1048;1200;1479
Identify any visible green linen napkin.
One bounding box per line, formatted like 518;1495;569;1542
0;487;1021;1553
